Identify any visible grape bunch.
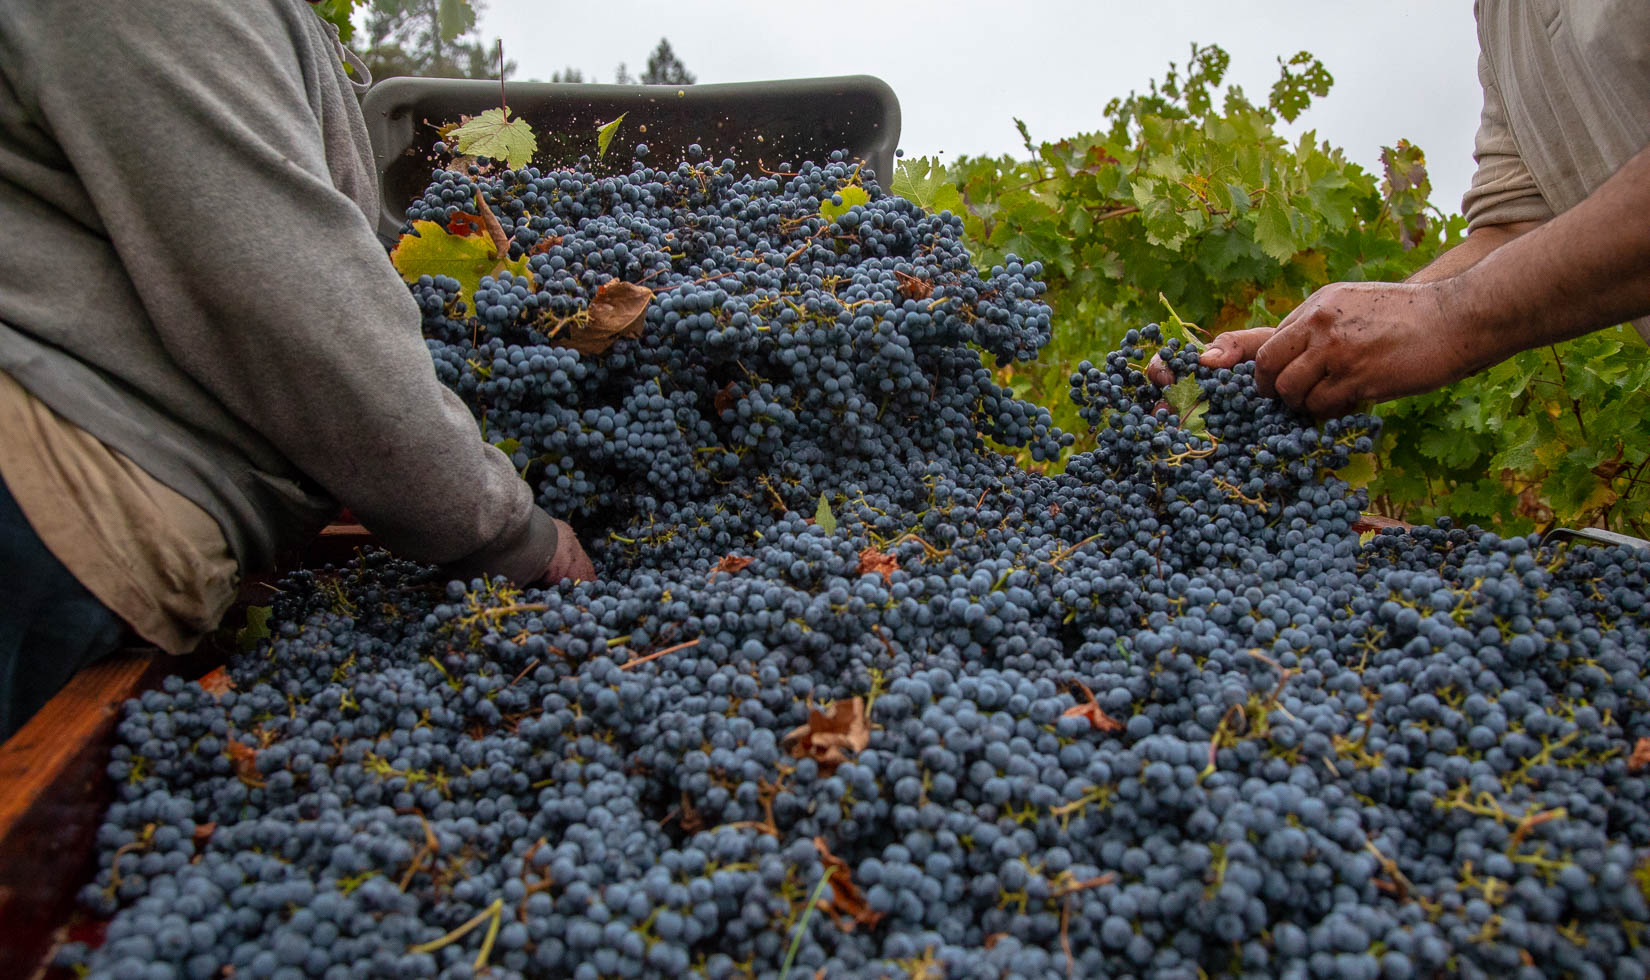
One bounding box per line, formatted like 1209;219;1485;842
408;149;1066;575
61;149;1650;980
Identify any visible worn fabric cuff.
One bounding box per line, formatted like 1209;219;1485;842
441;504;558;586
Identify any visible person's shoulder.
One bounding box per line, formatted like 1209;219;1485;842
12;0;336;90
18;0;326;53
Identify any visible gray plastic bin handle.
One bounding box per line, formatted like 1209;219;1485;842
1540;527;1650;553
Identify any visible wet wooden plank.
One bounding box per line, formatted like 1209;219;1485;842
0;651;163;977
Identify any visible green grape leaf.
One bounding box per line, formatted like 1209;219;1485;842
595;113;627;160
1164;376;1208;437
448;108;537;169
1158;293;1205;350
390;219;532;312
1252;199;1297;262
891;157;951;211
308;0;363;44
814;494;837;534
1416;425;1484;469
820;185;870;225
436;0;476;42
237;605;273;652
494;438;522;456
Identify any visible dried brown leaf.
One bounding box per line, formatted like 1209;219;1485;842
1593;445;1628;482
783;698;870;772
198;666;234;698
709;554;753;582
225;741;266;788
1515;485;1554;525
447;211;486;238
813;836;884;932
567;280;652;355
714;382;739;418
894;269;933;300
1064;678;1126;733
1630;737;1650;774
856;546;899;583
472;189;511;258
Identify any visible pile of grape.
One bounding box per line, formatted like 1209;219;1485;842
64;149;1650;980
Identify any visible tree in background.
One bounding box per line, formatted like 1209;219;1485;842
541;41;695;85
311;0;513;81
640;38;695;85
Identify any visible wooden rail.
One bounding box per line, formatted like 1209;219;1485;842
0;522;376;976
0;650;173;977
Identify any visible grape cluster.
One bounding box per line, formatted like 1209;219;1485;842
62;149;1650;980
407;150;1065;575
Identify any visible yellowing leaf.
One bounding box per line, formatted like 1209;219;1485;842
1335;452;1378;488
595;113;627;160
448;107;537;169
390;220;532;312
820;185;870;225
563;280;651;355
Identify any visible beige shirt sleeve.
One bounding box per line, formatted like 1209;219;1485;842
1461;45;1555;230
0;370;239;654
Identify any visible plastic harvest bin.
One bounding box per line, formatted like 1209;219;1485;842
359;74;902;241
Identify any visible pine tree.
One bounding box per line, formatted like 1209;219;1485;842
640;38;695;85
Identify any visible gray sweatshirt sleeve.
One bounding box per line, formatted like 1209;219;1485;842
25;0;558;583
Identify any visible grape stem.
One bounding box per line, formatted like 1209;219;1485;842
619;637;702;671
407;897;505;968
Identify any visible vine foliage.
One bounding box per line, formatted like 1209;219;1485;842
897;43;1649;536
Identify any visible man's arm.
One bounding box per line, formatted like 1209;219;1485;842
26;0;585;583
1403;219;1543;283
1142;219;1542;389
1212;142;1650;417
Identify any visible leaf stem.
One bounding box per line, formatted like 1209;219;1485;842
497;40;507;112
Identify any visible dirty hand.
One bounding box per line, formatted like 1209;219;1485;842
539;518;596;585
1148;281;1475;417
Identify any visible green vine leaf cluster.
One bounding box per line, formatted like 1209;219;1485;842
908;41;1648;537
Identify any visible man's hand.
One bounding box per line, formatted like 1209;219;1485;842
540;519;596;585
1247;280;1477;417
1148;280;1475;417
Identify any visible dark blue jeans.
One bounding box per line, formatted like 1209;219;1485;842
0;475;123;740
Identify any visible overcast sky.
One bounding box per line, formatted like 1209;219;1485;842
481;1;1483;214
